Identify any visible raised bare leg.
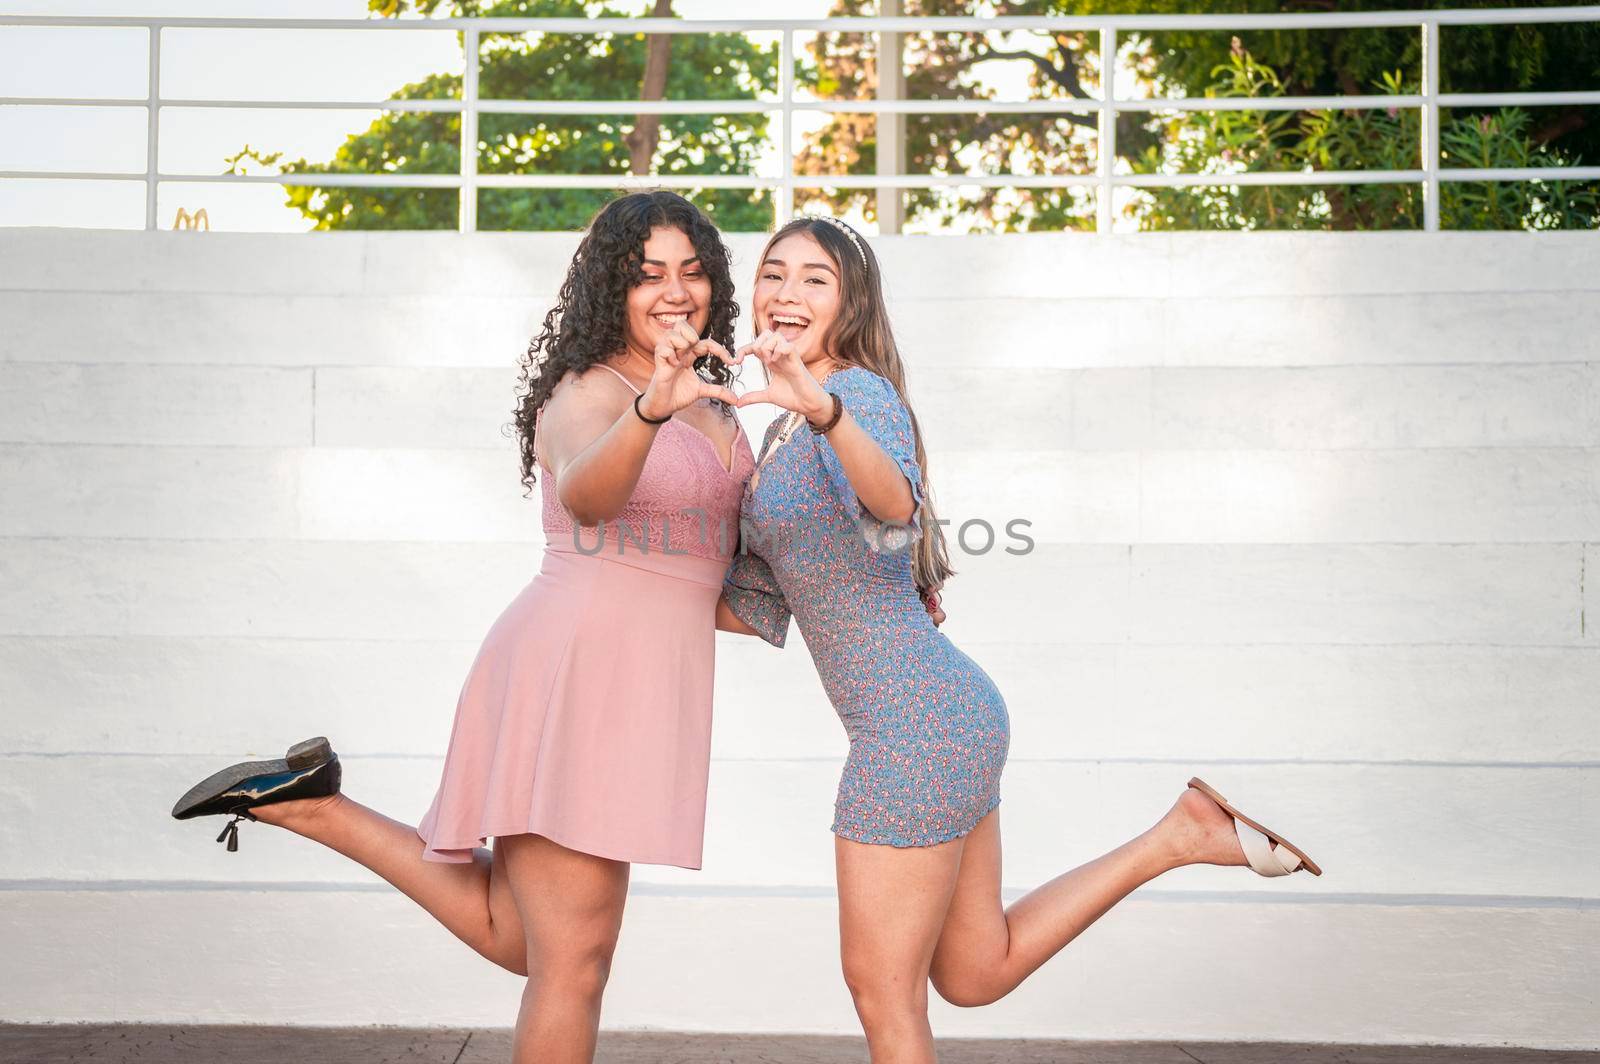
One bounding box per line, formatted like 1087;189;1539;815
929;788;1247;1007
835;833;966;1064
252;794;528;975
499;832;630;1064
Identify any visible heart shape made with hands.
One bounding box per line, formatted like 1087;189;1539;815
653;320;823;413
732;329;832;415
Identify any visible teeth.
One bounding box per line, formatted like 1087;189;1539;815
772;316;808;326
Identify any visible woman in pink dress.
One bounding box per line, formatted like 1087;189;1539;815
170;191;754;1062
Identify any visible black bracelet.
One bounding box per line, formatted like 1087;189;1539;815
633;393;672;426
808;392;844;435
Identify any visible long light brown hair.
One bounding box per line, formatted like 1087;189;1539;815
757;217;954;593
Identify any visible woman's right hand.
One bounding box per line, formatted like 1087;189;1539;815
637;319;740;420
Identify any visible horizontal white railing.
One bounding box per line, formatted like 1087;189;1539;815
2;8;1599;231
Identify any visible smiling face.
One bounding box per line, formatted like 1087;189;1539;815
753;231;842;365
622;225;712;360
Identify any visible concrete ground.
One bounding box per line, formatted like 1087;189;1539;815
1;1028;1595;1064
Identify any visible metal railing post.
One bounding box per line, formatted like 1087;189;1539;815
877;0;904;234
1097;24;1115;234
779;28;794;224
1422;18;1441;231
144;24;161;230
460;26;480;232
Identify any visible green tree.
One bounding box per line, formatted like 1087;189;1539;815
800;0;1600;230
1125;47;1596;231
247;0;777;231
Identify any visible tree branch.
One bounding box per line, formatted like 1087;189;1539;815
1533;108;1587;147
975;48;1093;100
624;0;674;176
944;47;1098;130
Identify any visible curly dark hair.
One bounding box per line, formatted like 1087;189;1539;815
512;190;740;490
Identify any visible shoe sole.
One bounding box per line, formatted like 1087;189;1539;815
1187;776;1323;877
170;736;334;820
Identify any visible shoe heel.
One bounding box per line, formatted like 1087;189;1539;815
285;736;333;770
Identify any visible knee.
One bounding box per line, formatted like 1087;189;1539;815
531;936;616;1003
841;953;928;1024
929;967;1002;1009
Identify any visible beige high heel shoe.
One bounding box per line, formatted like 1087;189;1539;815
1188;777;1323;877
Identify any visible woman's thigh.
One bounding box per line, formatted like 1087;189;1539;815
835;831;965;997
497;833;631;976
928;809;1009;988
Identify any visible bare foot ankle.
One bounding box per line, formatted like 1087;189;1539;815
248;792;343;832
1157;787;1248;868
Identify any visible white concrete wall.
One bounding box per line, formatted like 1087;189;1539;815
1;229;1595;1048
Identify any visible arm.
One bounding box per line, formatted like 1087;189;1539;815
716;595;762;637
542;324;738;526
794;394;916;526
721;548;792;647
737;336;916;527
539;371;666;526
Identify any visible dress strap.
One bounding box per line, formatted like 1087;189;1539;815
593;362;643;395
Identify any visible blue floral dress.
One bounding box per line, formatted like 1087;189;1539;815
724;367;1010;847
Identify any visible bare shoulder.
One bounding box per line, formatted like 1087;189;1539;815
536;362;636;461
541;362;634;423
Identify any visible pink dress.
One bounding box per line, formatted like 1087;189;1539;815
416;366;755;868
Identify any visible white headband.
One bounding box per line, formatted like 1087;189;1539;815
806;214;869;269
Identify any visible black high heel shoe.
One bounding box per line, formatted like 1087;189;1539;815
170;736;342;851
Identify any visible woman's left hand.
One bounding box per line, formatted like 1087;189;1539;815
736;329;833;423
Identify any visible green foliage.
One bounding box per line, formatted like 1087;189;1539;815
803;0;1597;231
257;0;777;231
1440;110;1599;230
1129;46;1595;231
1129;50;1419;230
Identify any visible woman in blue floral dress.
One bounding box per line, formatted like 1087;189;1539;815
719;217;1322;1062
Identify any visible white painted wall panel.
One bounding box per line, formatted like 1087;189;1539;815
0;539;538;640
0;363;313;447
6;443;1595;546
1;291;542;368
941;543;1586;647
1;539;1582;647
8;229;1599;299
82;362;1597;455
17;290;1600;372
3;638;1595;763
313;366;519;450
915;450;1143;544
0;445;301;539
1140;364;1600;451
1115;543;1586;647
296;448;542;543
0;636;477;757
1159;291;1600;368
916;364;1600;453
1138;448;1600;544
2;890;1595;1047
4;755;1593;900
0;229;372;295
893;293;1600;370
